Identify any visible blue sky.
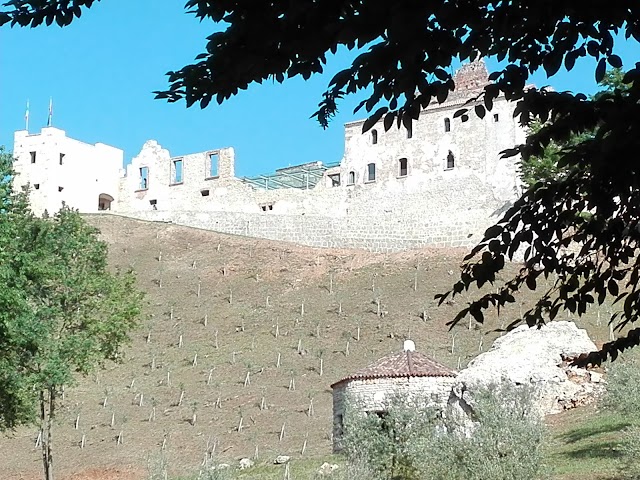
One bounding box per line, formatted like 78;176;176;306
1;2;639;177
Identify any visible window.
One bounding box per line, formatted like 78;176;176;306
34;183;40;190
200;189;210;197
398;158;408;177
367;163;376;182
59;153;65;165
58;186;64;192
208;152;219;178
30;151;36;163
139;167;149;190
371;129;378;145
328;173;340;187
260;203;274;212
172;158;183;184
347;171;356;185
446;150;455;169
406;125;412;139
444;118;451;132
149;199;157;210
493;113;499;122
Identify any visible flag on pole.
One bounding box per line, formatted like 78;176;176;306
25;99;30;131
47;97;53;127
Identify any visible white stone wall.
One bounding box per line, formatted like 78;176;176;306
12;127;123;215
332;375;457;452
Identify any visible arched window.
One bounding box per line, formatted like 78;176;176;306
444;118;451;132
371;129;378;144
347;171;356;185
367;163;376;182
398;158;408;177
446;150;455;169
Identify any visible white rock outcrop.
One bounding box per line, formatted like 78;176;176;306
451;321;604;415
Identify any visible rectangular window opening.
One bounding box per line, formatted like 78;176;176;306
367;163;376;182
493;113;499;122
399;158;408;177
139;166;149;190
328;173;341;187
58;186;64;192
208;152;219;178
59;153;65;165
172;158;183;184
30;151;36;163
149;199;157;210
34;183;40;190
260;203;274;212
200;189;210;197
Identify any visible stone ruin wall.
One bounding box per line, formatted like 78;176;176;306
114;91;525;252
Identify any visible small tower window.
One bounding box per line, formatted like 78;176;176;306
58;186;64;192
30;151;36;163
34;183;40;190
446;151;455;169
398;158;408;177
406;125;412;139
444;118;451;133
371;129;378;145
493;113;499;122
347;171;356;185
149;199;157;210
328;173;340;187
367;163;376;182
59;153;65;165
200;189;210;197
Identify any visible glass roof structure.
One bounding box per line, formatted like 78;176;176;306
241;161;341;190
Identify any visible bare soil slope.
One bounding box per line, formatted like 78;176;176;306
0;215;616;479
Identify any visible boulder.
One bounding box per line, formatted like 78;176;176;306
274;455;291;464
317;462;340;476
239;458;254;469
451;321;604;415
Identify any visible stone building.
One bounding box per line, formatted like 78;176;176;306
330;341;457;452
12;126;123;215
11;60;527;252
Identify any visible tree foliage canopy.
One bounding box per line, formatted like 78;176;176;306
4;1;640;362
0;149;144;479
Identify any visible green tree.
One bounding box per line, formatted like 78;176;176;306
5;2;640;360
0;152;144;480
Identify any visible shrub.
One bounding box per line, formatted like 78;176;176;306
340;382;546;480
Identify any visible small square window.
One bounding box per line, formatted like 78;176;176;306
34;183;40;190
30;151;36;163
201;189;210;197
58;186;64;192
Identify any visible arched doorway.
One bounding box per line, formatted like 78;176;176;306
98;193;114;211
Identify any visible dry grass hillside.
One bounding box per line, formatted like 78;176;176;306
0;215;622;480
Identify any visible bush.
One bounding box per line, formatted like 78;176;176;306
340;382;546;480
603;353;640;478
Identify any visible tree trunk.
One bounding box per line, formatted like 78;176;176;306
39;388;55;480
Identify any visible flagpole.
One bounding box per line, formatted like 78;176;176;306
25;99;30;132
47;97;53;127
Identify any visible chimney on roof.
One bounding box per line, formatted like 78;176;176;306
403;340;416;352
